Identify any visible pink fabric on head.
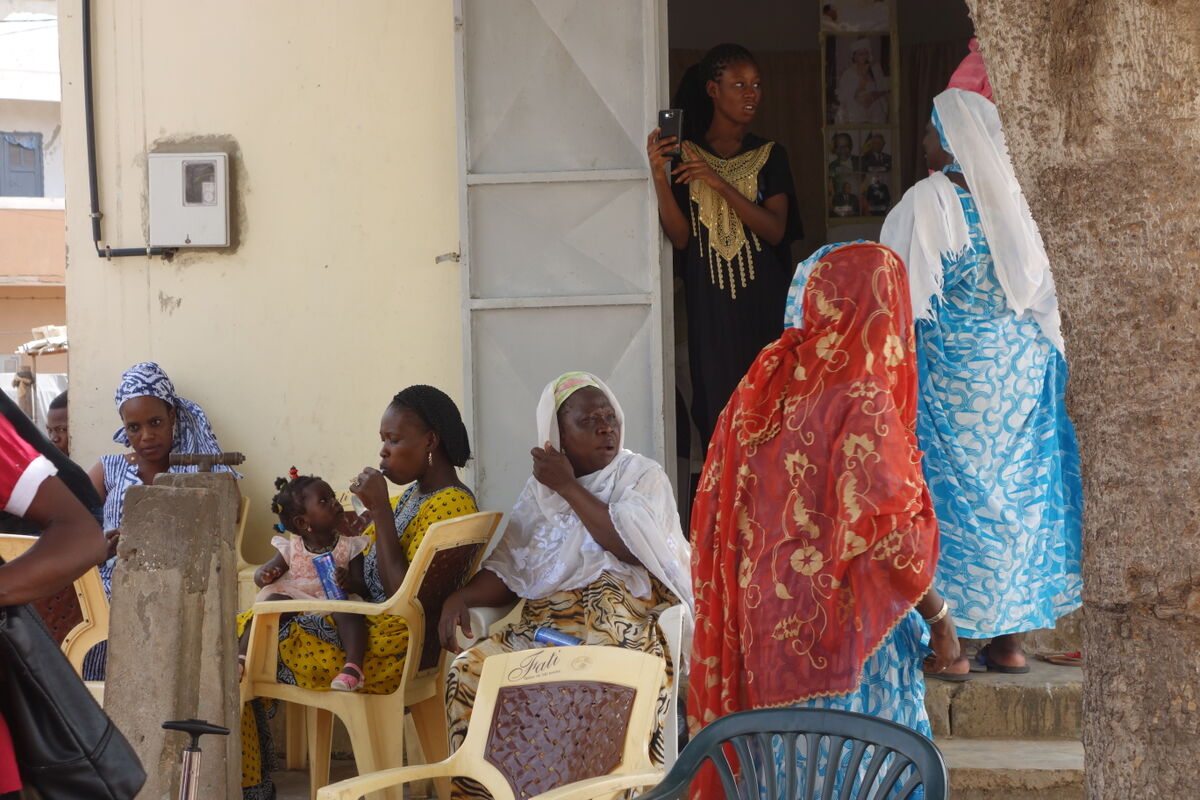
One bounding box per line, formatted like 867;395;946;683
946;38;993;102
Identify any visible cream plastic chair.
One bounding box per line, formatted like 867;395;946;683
316;645;666;800
461;600;688;768
0;533;109;701
241;510;503;800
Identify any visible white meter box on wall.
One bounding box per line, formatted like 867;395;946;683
148;153;229;247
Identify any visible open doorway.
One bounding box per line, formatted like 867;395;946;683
663;0;975;521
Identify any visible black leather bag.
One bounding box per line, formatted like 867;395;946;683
0;603;146;799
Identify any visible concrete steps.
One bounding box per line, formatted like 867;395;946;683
925;658;1084;799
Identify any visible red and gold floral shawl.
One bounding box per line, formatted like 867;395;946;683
688;242;938;734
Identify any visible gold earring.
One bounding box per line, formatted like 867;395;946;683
427;451;433;467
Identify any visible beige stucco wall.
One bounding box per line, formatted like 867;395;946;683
59;1;463;560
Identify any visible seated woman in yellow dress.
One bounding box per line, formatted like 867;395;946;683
239;385;477;800
438;372;692;794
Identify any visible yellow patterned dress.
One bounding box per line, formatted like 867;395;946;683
239;485;477;798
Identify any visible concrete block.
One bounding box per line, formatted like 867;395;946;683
923;659;1082;739
939;738;1084;800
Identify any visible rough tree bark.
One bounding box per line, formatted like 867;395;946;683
966;1;1200;796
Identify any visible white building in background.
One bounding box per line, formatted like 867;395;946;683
1;0;67;420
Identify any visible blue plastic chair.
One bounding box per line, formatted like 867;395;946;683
631;707;948;800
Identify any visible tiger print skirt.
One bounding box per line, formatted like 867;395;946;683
445;571;678;799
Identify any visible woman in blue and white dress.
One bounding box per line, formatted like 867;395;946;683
84;361;238;679
881;88;1083;677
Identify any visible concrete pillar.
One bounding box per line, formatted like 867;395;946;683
105;476;241;800
157;472;243;793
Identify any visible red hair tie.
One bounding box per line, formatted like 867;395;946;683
288;466;299;480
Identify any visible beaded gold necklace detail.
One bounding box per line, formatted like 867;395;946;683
687;141;774;300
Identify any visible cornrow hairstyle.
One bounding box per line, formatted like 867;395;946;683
672;43;758;142
270;467;321;534
390;385;471;468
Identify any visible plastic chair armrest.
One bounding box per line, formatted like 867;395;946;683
250;597;391;617
315;763;454;800
456;601;518;649
532;771;664;800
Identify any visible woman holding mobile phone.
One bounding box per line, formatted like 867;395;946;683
647;43;801;449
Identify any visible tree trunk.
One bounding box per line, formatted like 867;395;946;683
966;1;1200;796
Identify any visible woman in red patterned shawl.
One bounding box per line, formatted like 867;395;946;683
689;241;959;794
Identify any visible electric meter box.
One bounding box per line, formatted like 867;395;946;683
148;152;229;247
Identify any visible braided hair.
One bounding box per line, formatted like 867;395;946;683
390;385;471;468
673;43;758;142
270;466;321;533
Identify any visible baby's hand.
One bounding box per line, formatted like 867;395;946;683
255;564;286;588
334;566;363;597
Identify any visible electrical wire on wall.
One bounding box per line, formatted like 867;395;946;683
80;0;174;260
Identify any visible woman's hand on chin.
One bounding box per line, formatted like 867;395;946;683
531;442;576;495
350;468;390;513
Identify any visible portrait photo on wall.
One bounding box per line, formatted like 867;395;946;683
829;171;864;219
825;35;892;125
859;129;893;173
820;0;892;32
861;172;892;217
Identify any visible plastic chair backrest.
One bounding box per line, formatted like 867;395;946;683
632;707;948;800
0;533;110;675
464;646;666;800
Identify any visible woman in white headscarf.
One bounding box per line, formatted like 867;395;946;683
880;88;1082;678
438;372;692;781
836;38;889;124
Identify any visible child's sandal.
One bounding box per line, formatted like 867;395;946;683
330;662;364;692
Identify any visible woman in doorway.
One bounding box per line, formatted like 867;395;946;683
690;242;957;798
84;361;239;680
238;385;477;799
880;88;1082;677
647;43;802;447
438;371;692;794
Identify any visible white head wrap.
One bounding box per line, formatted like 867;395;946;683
483;373;693;620
880;88;1064;352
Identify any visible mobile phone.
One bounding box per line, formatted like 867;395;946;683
657;108;683;159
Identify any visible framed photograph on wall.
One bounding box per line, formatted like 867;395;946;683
824;34;892;125
821;2;900;228
820;0;892;32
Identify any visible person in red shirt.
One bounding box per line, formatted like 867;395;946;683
0;412;109;794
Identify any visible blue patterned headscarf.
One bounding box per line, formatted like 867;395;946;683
784;240;871;329
930;106;963;174
112;362;223;458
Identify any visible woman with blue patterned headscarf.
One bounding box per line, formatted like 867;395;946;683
83;361;237;679
879;88;1083;678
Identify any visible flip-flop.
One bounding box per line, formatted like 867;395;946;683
922;656;972;682
978;643;1030;674
1036;651;1083;667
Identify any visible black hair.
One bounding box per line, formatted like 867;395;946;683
270;467;322;533
49;390;68;411
390;385;471;468
672;43;759;142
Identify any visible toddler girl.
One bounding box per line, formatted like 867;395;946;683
239;468;370;691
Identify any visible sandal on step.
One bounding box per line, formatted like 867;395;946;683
977;643;1030;674
331;662;364;692
1036;651;1083;667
